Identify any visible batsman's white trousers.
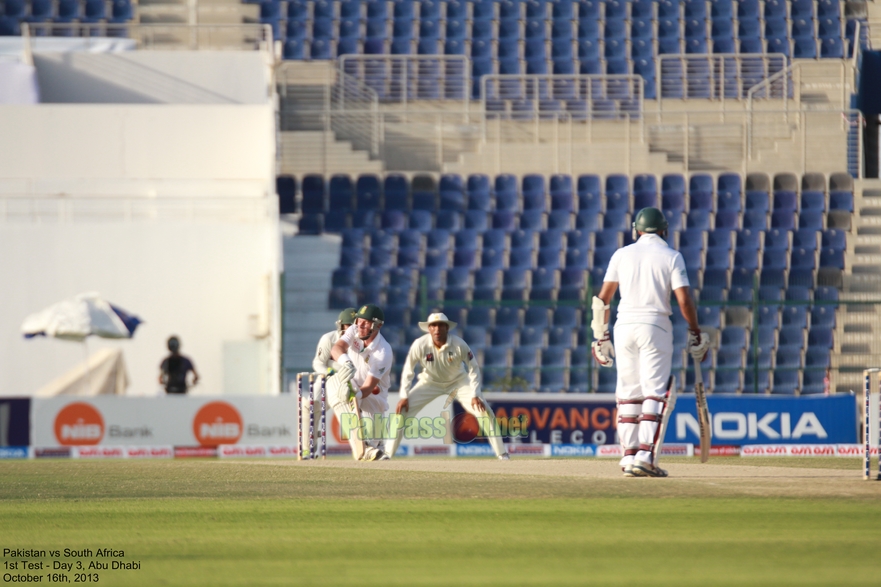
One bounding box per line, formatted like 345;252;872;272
614;321;673;465
303;376;384;453
614;321;673;402
325;374;379;460
385;378;507;458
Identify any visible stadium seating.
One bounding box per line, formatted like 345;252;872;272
248;0;870;113
290;168;849;394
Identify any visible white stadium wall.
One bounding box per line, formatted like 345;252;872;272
0;214;280;397
0;104;276;197
0;49;281;396
32;51;272;105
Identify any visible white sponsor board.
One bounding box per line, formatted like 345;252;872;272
218;445;298;458
32;396;298;447
595;444;694;458
741;444;880;457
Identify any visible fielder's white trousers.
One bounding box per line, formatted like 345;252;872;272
613;321;673;466
385;378;507;458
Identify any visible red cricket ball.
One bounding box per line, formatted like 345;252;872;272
452;412;480;443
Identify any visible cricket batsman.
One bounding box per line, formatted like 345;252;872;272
385;312;510;460
592;207;709;477
329;304;392;461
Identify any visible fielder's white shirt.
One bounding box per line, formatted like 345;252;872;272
605;233;689;327
312;330;342;374
399;334;482;399
339;324;392;413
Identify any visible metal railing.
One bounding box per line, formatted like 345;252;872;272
279;106;862;175
481;73;644;121
659;53;789;106
278;64;380;162
338;55;470;110
281;51;862;175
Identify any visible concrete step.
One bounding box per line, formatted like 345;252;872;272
281;235;343;371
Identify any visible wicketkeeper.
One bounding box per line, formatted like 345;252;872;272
592;207;709;477
312;307;356;374
385;312;510;460
329;304;392;461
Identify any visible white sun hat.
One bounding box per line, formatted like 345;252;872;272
418;312;458;333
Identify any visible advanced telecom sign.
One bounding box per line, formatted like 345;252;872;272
471;392;857;447
667;394;857;445
464;393;619;446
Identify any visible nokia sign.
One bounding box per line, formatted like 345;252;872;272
667;394;856;445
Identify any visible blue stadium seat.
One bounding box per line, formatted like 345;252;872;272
771;370;801;395
603;210;630;231
821;36;844;58
777;326;806;351
301;174;325;214
522;174;548;211
549;175;575;211
822;229;847;251
482;347;512;385
328;175;355;212
383;175;409;210
277;175;297;213
437;174;465;212
529;266;557;302
407;210;432;232
577;175;602;211
355;174;382;211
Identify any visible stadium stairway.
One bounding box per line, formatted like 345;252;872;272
833;178;881;392
280;131;384;175
282;232;341;374
279;61;384;174
137;0;259;46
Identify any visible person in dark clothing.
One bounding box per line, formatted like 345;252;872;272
159;336;199;394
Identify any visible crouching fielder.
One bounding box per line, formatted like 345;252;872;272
329;304;391;461
592;207;709;477
385;312;509;460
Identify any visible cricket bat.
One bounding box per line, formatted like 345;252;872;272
652;375;676;468
347;382;365;461
693;359;711;463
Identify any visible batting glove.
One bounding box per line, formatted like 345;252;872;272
687;329;710;362
591;332;615;368
336;358;355;384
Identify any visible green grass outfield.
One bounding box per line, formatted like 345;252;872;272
1;458;880;586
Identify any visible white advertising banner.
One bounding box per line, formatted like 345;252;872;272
32;396;299;447
31;393;451;450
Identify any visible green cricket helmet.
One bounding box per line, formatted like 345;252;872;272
336;308;356;328
632;207;668;235
354;303;384;325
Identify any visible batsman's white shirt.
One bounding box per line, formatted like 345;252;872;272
339;324;392;413
605;234;689;402
312;330;342;375
605;233;689;327
399;334;482;400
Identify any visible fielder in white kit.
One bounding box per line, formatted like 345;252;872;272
385;312;510;460
592;208;709;477
329;304;392;461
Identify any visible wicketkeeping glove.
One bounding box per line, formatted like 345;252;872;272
687;329;710;362
591;332;615;368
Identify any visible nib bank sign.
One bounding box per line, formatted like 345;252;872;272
193;401;243;446
667;394;857;445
